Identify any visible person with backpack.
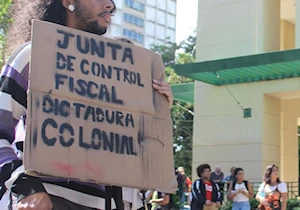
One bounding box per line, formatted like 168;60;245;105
191;164;222;210
228;168;254;210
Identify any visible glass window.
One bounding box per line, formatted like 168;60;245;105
123;13;144;27
123;29;144;44
125;0;145;12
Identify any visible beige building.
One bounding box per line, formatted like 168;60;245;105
172;0;300;183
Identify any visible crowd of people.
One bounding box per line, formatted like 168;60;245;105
188;164;288;210
121;164;289;210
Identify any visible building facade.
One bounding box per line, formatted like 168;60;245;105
173;0;300;184
106;0;177;48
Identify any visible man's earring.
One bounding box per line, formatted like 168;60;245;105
68;4;75;12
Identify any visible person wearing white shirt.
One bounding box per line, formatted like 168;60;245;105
256;165;288;210
228;168;254;210
122;187;144;210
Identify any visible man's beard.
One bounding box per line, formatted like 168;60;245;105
82;20;107;35
75;3;108;35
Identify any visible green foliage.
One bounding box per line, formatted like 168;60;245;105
150;34;196;178
150;37;181;67
287;198;300;210
0;0;12;68
180;34;196;56
250;198;260;210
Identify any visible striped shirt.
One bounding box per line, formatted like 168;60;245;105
0;42;116;209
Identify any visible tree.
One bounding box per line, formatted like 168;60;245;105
0;0;12;68
151;34;196;177
151;37;181;67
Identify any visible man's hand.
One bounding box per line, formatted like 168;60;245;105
205;200;212;206
17;192;52;210
152;79;173;108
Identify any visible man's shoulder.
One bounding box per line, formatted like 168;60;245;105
193;179;202;184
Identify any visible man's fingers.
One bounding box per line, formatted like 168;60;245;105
153;84;171;92
152;79;169;87
158;89;172;96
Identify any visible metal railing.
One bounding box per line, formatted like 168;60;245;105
220;182;299;204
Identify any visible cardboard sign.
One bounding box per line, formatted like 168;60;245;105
24;20;176;193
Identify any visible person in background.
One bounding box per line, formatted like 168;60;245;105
122;187;144;210
228;168;253;210
177;167;192;205
256;165;287;210
222;167;236;188
146;190;173;210
191;164;222;210
211;166;224;199
0;0;174;209
210;167;224;184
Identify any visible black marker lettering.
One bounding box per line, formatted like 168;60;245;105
122;48;134;65
57;30;75;49
41;118;57;146
59;123;74;147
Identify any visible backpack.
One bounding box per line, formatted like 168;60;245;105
232;180;249;191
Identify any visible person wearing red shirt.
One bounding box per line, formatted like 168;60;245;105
191;164;222;210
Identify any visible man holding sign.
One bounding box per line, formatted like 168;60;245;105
0;0;173;209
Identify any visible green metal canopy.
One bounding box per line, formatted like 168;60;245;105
171;82;194;104
173;48;300;86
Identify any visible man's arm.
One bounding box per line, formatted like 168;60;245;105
186;177;192;192
220;173;224;181
222;175;230;183
214;183;222;203
191;180;205;206
0;43;46;202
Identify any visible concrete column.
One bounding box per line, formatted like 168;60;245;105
262;95;281;174
260;0;280;52
296;0;300;48
281;100;299;182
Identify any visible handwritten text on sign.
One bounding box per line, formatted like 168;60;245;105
35;29;153;157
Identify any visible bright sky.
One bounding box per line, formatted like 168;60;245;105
175;0;198;43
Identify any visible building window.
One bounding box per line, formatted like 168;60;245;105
124;13;144;27
123;29;144;44
124;0;145;12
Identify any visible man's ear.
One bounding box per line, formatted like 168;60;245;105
62;0;76;10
